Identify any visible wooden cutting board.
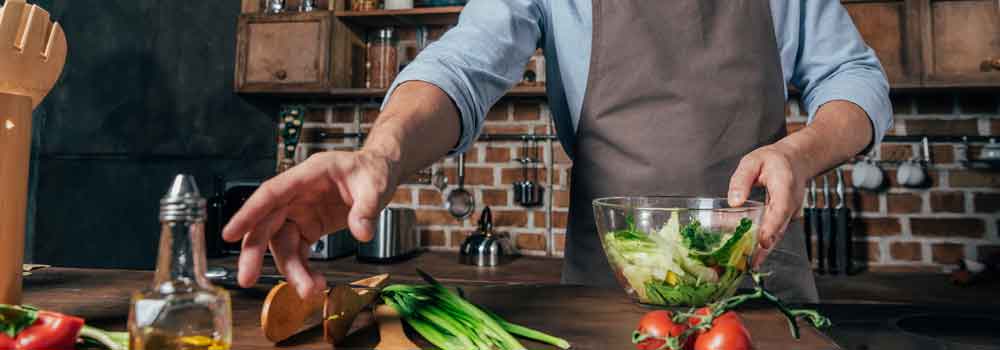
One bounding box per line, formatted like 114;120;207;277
338;284;840;350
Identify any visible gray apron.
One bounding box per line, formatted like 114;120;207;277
563;0;819;303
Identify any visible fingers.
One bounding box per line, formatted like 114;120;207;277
237;207;287;288
223;172;303;242
270;223;322;299
728;155;763;208
752;245;772;268
759;174;793;250
348;187;379;242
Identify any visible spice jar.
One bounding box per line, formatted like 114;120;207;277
263;0;285;13
367;27;399;89
351;0;379;11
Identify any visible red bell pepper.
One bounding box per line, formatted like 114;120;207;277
14;311;84;350
0;334;14;350
0;305;128;350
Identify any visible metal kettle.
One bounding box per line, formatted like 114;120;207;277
458;206;518;266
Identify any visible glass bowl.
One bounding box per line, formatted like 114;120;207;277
593;197;763;307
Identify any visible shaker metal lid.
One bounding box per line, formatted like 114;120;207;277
160;174;206;221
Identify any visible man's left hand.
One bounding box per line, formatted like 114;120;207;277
727;144;807;268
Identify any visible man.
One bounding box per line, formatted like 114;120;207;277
223;0;891;303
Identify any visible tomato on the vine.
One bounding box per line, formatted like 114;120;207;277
634;310;689;350
686;308;753;350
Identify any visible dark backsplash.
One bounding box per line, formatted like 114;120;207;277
23;0;278;269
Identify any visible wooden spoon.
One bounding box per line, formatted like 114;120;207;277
374;304;419;350
260;274;389;343
324;273;390;345
0;0;66;306
0;0;67;108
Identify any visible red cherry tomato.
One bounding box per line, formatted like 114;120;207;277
688;309;753;350
687;307;739;328
635;310;689;350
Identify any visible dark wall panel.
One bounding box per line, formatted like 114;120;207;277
25;0;279;268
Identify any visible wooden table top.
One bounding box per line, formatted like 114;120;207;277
22;267;839;349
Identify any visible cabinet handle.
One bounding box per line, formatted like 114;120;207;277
274;70;288;80
981;58;1000;72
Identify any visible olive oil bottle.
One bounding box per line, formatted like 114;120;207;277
129;175;232;350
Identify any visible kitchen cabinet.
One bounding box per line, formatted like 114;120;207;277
843;0;922;86
235;11;364;93
920;0;1000;85
843;0;1000;88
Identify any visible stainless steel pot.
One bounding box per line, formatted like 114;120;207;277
357;207;418;263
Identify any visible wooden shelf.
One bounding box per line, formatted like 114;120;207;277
336;6;464;27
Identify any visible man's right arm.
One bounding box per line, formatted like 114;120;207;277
223;0;545;298
379;0;546;156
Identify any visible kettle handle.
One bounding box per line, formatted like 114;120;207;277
478;206;493;234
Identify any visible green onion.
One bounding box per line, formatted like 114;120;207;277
380;270;571;350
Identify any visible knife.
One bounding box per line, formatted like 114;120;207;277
804;180;816;266
818;176;832;275
206;266;378;290
827;173;840;275
834;168;852;275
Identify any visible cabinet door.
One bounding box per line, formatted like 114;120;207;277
922;0;1000;85
843;0;922;86
235;12;333;93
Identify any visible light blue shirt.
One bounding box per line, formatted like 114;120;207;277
384;0;893;154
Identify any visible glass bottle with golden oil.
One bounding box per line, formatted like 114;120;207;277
129;175;232;350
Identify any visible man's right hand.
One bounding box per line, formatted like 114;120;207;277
221;150;400;299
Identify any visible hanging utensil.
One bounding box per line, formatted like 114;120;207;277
523;139;545;207
818;176;832;275
834;168;853;275
446;153;475;219
804;180;816;266
515;138;545;207
513;141;528;206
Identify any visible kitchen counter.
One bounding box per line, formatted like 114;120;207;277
22;267;838;349
209;251;564;287
211;251;1000;306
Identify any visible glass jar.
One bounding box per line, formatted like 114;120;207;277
367;27;399;89
263;0;285;14
351;0;379;11
299;0;317;12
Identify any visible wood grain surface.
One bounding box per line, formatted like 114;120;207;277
23;267;838;349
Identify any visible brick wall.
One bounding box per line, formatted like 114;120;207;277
287;91;1000;272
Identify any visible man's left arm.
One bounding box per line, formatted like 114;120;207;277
729;1;893;265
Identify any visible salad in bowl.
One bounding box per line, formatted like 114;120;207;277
594;197;763;307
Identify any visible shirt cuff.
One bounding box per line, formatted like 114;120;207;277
381;61;481;155
802;72;893;147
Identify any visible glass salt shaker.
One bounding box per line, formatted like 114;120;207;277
129;175;232;350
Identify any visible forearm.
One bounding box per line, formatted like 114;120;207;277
773;100;873;178
362;81;461;183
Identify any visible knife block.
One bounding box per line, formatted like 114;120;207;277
0;93;33;305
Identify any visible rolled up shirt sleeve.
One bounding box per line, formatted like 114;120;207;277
381;0;544;154
792;1;893;146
